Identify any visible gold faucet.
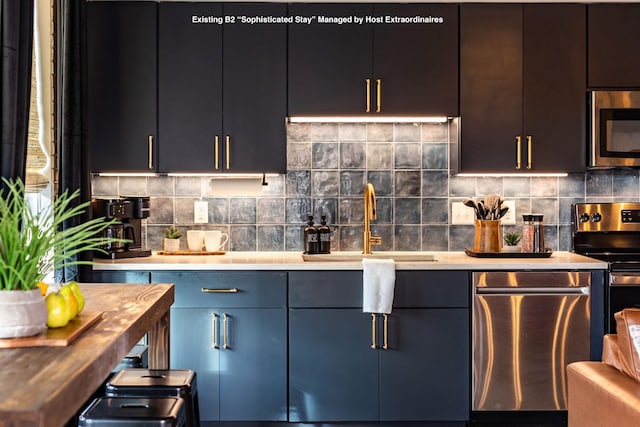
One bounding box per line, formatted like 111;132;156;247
363;183;382;254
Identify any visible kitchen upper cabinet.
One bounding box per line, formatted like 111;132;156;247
158;3;286;173
588;4;640;88
458;4;586;174
288;3;458;117
152;271;287;422
289;271;469;423
86;2;157;173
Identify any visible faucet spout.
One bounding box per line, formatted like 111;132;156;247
363;183;382;254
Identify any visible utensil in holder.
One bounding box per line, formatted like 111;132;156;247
474;219;502;253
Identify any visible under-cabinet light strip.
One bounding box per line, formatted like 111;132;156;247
287;116;449;123
456;173;569;177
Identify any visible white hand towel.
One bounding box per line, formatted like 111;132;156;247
362;258;396;314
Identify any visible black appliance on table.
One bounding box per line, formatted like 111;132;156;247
92;197;152;259
572;202;640;332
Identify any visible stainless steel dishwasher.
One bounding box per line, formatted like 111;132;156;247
473;271;591;411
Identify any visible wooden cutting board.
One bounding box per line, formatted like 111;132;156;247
0;311;103;348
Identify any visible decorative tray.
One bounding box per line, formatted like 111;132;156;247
0;311;103;348
157;250;226;256
464;248;553;258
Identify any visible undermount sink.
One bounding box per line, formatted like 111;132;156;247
302;251;439;262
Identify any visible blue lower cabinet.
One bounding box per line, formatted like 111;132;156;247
379;308;469;421
289;309;379;421
288;270;470;423
154;271;287;422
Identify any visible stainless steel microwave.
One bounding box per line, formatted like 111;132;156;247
590;90;640;168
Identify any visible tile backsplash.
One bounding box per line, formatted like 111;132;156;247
92;122;640;252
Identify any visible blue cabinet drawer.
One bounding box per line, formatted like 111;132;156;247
289;270;469;308
152;271;286;308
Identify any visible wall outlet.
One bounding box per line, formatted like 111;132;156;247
451;202;475;225
194;201;208;224
501;200;516;225
451;200;517;225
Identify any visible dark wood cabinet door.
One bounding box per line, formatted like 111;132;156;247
523;4;586;173
289;309;379;422
379;309;469;421
460;4;523;173
158;3;222;173
86;2;157;173
460;4;586;173
222;3;287;174
373;4;459;116
288;4;374;116
588;4;640;88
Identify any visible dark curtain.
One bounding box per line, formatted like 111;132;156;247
0;0;34;184
56;0;91;283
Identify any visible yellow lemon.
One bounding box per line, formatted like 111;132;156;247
45;292;70;328
59;285;79;319
67;281;85;314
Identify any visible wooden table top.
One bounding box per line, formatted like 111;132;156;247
0;283;174;427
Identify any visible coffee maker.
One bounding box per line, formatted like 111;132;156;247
91;197;152;259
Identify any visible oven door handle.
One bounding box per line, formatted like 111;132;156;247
610;273;640;286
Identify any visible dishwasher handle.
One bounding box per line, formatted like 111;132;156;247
476;286;590;295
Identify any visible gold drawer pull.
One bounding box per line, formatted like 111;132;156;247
516;135;522;170
526;135;533;170
383;313;389;350
376;79;381;113
148;135;154;170
366;79;371;113
211;313;218;349
223;313;229;350
371;313;377;349
214;135;219;170
201;288;239;293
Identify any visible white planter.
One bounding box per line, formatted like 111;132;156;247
502;246;521;253
0;289;48;338
164;238;181;252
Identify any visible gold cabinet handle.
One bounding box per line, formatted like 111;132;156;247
383;314;389;350
225;136;230;170
515;136;522;170
148;135;154;170
526;135;533;169
376;79;381;113
211;313;218;349
365;79;371;113
201;287;239;293
371;313;377;349
214;135;220;170
223;313;229;350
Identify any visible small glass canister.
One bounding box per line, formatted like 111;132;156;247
521;214;534;253
531;214;545;252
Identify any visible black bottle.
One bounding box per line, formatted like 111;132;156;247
317;215;331;254
303;215;318;254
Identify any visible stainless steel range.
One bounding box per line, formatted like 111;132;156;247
572;202;640;332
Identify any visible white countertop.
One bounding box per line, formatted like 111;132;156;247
92;251;608;271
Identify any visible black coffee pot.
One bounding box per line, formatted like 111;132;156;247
101;222;136;252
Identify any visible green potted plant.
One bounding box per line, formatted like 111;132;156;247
503;231;522;253
164;226;182;252
0;177;119;338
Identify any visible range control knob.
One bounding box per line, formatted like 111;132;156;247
579;213;590;223
591;212;602;222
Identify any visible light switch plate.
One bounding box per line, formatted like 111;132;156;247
501;200;516;225
194;201;208;224
451;202;475;225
